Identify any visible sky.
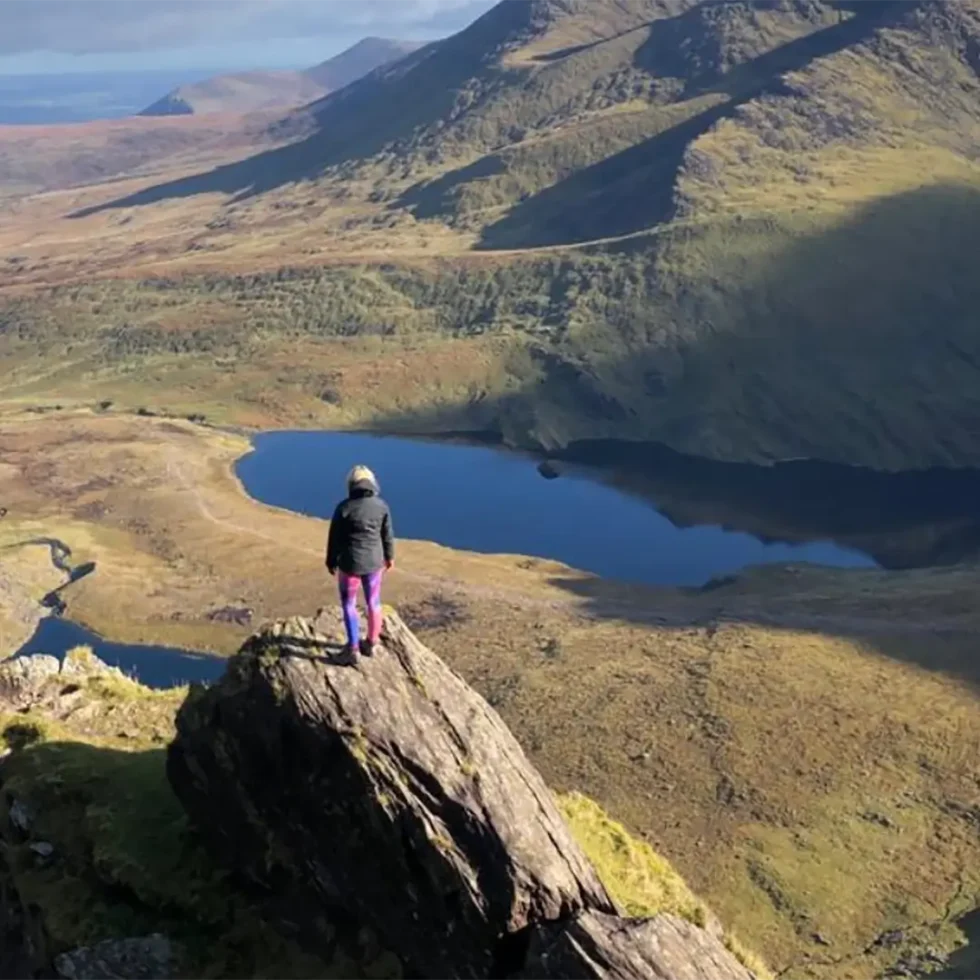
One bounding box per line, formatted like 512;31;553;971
0;0;499;75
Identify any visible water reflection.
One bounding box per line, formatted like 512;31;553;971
555;440;980;571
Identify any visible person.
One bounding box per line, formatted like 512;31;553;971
325;464;395;663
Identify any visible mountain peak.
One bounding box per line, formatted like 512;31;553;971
304;36;422;89
140;36;421;118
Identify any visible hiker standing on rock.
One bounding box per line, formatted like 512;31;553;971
326;465;395;664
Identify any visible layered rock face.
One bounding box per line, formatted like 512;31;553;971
167;611;757;979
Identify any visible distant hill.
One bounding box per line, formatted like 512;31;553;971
304;37;422;91
140;37;421;117
140;70;327;117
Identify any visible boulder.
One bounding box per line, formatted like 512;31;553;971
0;654;61;709
168;611;615;977
167;611;759;979
0;647;123;715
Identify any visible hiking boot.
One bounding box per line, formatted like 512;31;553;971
359;639;377;658
342;644;359;666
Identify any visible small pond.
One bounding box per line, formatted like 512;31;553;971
234;431;932;587
15;617;225;690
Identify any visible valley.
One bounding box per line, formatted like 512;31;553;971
1;409;979;978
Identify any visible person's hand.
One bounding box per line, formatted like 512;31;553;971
326;565;336;577
385;559;395;571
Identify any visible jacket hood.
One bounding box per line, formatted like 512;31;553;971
349;479;377;498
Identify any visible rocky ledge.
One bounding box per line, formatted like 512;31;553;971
167;611;758;979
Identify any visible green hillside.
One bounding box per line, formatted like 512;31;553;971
4;0;980;469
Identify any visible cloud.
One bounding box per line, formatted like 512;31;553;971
0;0;496;55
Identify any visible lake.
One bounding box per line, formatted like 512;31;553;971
15;617;224;689
236;431;887;586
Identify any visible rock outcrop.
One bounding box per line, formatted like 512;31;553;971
0;653;61;711
0;646;128;719
167;611;757;979
0;649;179;980
523;910;751;980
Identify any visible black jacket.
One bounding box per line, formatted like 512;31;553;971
325;480;395;576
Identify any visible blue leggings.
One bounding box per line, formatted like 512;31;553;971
338;569;383;647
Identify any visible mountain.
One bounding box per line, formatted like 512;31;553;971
304;36;423;90
272;0;978;234
3;0;980;472
139;69;327;117
140;37;421;117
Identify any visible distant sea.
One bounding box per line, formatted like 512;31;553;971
0;69;224;125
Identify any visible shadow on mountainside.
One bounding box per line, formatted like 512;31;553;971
70;1;903;224
0;734;372;976
478;1;903;249
67;3;539;220
369;182;980;688
545;571;980;695
68;133;336;217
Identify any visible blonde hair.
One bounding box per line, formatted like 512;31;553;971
346;464;378;491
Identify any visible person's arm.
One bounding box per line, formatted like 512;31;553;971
326;505;343;574
381;504;395;568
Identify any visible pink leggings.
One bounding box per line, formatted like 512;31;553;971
337;569;383;647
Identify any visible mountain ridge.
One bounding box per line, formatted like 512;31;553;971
140;36;421;117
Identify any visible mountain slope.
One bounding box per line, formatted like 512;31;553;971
140;69;326;116
4;0;980;471
140;37;420;117
233;0;976;249
305;36;422;90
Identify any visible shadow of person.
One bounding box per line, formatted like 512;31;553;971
272;634;352;667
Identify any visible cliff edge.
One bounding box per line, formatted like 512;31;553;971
167;611;758;979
